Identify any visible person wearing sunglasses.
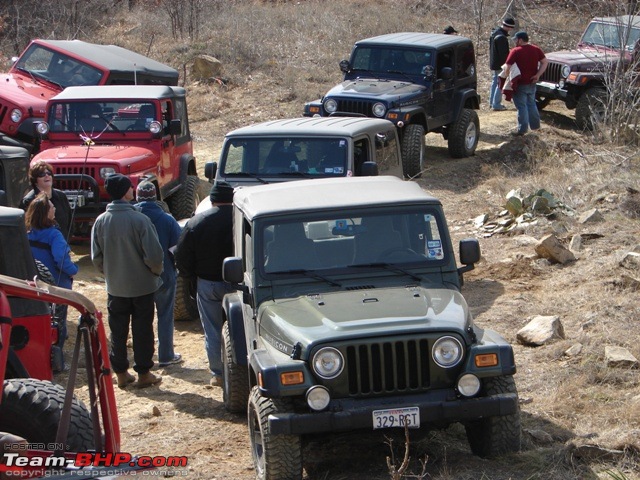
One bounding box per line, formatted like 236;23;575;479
19;161;72;240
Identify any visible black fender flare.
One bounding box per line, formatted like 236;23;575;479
451;88;481;120
178;154;197;183
5;349;29;379
222;292;248;366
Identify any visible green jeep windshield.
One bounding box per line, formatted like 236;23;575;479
351;46;432;76
222;137;348;176
261;207;448;274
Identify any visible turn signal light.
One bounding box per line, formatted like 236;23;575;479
281;371;304;385
474;353;498;367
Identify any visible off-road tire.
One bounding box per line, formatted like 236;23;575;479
174;275;199;321
535;94;551;110
464;375;521;458
248;386;302;480
222;322;250;413
168;174;200;220
35;259;56;285
0;378;94;451
400;124;425;178
448;108;479;158
575;87;607;130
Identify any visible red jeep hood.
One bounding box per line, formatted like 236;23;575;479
0;73;60;115
33;144;154;166
546;47;623;67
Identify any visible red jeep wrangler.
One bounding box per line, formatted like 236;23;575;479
0;39;179;154
32;85;200;238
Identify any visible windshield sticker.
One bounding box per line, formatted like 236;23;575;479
427;239;443;259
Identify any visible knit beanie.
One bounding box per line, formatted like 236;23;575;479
209;181;234;204
136;181;157;201
104;173;132;200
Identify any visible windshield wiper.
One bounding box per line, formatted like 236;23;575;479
348;262;423;282
277;171;313;178
270;269;342;287
385;70;414;82
225;172;269;184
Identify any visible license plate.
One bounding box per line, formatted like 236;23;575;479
372;406;420;430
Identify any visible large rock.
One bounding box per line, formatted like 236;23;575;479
517;315;565;346
605;346;638;368
535;234;576;264
192;54;223;81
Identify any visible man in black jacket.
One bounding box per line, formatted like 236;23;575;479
489;17;516;111
174;181;235;387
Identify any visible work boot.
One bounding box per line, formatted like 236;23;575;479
115;371;136;389
137;371;162;388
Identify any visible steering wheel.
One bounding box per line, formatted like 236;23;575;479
376;247;418;261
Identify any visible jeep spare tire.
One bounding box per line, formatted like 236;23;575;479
0;378;94;451
400;124;425;178
448;108;479;158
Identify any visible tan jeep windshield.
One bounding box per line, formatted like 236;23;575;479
262;208;447;274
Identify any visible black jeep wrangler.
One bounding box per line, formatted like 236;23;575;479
304;32;481;177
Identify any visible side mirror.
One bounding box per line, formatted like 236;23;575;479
204;162;218;182
360;161;378;176
169;119;181;136
339;59;351;73
223;256;244;284
458;238;480;275
440;67;453;80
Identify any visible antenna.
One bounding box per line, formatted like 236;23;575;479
134;62;137;85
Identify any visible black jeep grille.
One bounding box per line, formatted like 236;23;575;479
335;99;374;117
345;337;430;396
539;61;564;84
0;104;6;124
54;166;97;190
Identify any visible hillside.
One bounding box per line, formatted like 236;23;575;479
31;1;640;479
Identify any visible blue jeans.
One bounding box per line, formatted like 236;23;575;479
490;70;503;109
155;269;177;363
196;278;235;376
512;83;541;134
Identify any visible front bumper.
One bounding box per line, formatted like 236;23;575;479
268;388;518;435
536;81;568;100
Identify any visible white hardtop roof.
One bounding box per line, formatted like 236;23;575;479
226;116;396;138
52;85;186;101
234;176;440;220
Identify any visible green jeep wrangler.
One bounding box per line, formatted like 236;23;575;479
304;32;481;178
221;176;520;479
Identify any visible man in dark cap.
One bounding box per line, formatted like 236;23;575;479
135;181;183;368
489;17;516;111
504;31;548;135
91;173;164;388
174;181;235;387
443;26;458;35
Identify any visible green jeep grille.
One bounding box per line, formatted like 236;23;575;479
346;337;431;396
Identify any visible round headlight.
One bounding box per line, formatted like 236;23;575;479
324;99;338;114
306;385;331;411
457;373;481;397
149;120;162;135
10;109;22;123
432;336;463;368
36;122;49;135
100;167;117;179
372;102;386;117
312;347;344;379
561;65;571;78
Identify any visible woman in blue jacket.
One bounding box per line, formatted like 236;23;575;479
25;192;78;368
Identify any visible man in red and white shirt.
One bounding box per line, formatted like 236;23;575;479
504;31;548;135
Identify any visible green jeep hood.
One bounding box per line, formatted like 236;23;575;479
258;286;470;354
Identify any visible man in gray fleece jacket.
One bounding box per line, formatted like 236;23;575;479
91;173;164;388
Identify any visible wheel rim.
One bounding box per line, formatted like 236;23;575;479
249;409;266;476
464;122;477;150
